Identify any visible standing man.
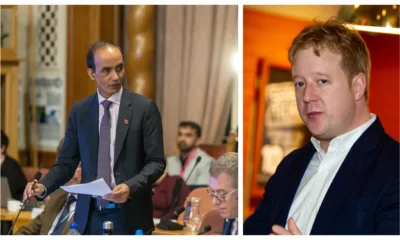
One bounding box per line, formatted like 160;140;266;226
244;20;399;235
167;121;213;186
208;152;238;235
24;41;165;235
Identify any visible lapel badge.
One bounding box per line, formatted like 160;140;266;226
124;119;129;125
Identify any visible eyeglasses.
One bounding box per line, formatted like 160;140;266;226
207;188;238;202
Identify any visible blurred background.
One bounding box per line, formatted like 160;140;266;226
1;5;238;169
243;5;399;219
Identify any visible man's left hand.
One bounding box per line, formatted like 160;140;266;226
103;183;130;203
270;217;302;235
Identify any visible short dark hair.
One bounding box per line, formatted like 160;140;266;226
1;130;9;152
86;40;122;72
179;121;202;137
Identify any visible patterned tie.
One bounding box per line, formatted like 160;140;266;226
97;100;113;206
51;195;76;235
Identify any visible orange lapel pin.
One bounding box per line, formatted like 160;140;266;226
124;119;128;125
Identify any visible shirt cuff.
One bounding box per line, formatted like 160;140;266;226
38;186;47;199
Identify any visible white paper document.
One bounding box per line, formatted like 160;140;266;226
60;178;112;196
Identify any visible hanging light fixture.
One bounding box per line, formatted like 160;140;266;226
338;5;400;35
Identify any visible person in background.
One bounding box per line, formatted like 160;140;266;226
152;162;190;219
208;152;238;235
167;121;213;186
16;138;82;235
1;130;27;201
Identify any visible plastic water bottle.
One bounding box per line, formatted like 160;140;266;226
135;229;144;235
67;222;80;235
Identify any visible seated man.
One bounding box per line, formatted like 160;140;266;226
152;162;190;219
167;121;213;186
16;139;82;235
207;152;238;235
1;130;27;201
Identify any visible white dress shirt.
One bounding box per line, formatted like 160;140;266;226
47;193;77;235
286;114;377;234
97;87;122;189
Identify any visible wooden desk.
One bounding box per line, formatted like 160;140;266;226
153;227;197;235
1;209;196;235
1;208;33;234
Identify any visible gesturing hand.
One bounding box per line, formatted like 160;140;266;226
103;183;130;203
270;217;302;235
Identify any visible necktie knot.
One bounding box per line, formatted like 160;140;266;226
102;100;113;110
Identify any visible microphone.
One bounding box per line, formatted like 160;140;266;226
156;205;186;231
197;225;212;235
172;206;185;217
185;156;202;183
8;172;42;235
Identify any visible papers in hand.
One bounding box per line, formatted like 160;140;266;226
60;178;112;197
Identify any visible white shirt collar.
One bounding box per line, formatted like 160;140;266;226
311;113;377;154
97;87;123;106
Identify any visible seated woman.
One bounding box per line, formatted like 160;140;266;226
152;162;190;219
1;130;27;201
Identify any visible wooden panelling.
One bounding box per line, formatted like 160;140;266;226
19;150;57;168
66;5;122;122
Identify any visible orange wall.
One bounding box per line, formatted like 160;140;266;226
243;9;310;215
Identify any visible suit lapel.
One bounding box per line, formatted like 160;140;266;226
310;119;385;234
275;143;315;227
41;190;68;235
114;89;133;166
89;94;100;174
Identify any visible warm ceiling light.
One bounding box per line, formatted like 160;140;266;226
354;5;359;9
376;14;381;20
346;24;400;35
382;9;387;17
393;5;397;10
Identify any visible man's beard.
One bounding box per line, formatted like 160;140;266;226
178;141;195;153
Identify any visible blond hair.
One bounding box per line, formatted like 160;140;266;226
288;19;371;99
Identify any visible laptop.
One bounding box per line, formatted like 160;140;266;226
1;177;12;208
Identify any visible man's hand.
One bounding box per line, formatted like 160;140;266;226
103;183;130;203
23;182;45;201
270;217;302;235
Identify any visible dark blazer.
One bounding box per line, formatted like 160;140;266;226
39;89;165;234
1;156;27;201
16;189;73;235
221;219;232;235
244;118;399;235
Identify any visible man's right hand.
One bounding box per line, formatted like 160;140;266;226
23;182;45;201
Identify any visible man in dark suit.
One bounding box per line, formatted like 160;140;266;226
16;161;81;235
24;41;165;235
244;20;399;235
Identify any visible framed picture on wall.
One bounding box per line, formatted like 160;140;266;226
252;66;311;191
1;5;18;59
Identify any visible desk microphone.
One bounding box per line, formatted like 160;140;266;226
185;156;201;183
197;225;212;235
144;206;185;235
8;172;42;235
156;205;186;231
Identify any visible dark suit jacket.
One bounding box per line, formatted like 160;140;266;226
244;118;399;235
16;189;73;235
222;219;232;235
39;88;165;234
1;156;27;201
